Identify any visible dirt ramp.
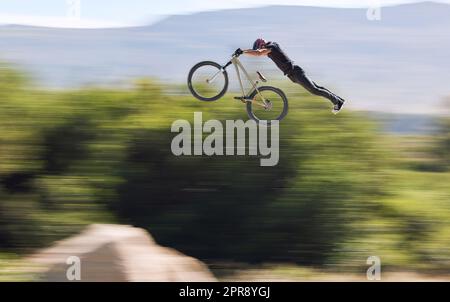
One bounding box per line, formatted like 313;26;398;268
28;224;216;281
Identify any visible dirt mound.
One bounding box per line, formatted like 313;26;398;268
28;224;216;281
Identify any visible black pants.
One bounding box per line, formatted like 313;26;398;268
287;66;340;105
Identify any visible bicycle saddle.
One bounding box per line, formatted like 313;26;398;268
256;71;267;82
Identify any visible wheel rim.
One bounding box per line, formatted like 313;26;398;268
249;89;286;122
190;64;226;100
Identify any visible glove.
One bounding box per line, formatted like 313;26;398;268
234;48;244;56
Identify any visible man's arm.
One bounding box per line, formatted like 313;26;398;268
243;49;271;57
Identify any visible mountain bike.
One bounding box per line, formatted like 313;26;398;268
187;48;288;125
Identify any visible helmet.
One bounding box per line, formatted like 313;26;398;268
252;38;266;50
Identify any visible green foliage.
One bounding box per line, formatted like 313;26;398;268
435;118;450;170
0;66;449;272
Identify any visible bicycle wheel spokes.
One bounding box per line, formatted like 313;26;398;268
188;62;228;101
206;69;222;84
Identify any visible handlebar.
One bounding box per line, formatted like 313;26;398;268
233;48;244;57
222;48;243;70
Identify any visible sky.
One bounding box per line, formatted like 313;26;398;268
0;0;450;28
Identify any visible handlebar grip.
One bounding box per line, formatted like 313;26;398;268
234;48;243;57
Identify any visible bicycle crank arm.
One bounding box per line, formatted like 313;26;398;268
253;101;268;108
247;98;268;109
234;96;267;108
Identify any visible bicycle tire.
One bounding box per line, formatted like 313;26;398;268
187;61;229;101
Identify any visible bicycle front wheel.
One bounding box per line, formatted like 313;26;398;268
246;86;288;125
187;61;228;101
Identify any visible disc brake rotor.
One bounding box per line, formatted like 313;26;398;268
264;100;273;111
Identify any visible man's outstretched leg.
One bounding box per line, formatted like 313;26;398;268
288;66;345;114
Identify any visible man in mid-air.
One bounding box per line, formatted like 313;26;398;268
242;38;345;114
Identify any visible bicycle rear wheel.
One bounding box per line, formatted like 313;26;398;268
187;61;228;101
246;86;288;125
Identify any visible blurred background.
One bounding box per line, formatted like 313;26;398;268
0;0;449;281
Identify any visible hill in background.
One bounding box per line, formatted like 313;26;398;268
0;2;449;114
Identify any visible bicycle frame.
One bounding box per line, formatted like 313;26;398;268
188;52;289;122
230;56;261;98
210;55;266;104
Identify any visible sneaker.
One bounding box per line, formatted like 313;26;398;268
332;99;345;114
